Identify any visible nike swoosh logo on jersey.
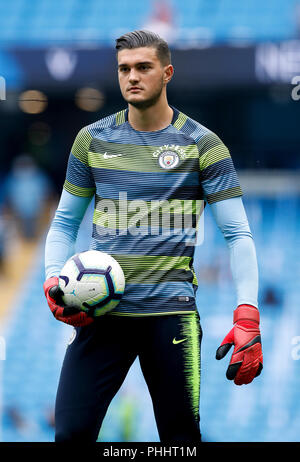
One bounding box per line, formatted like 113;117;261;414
173;338;187;345
103;152;122;159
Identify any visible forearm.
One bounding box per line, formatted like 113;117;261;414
209;197;258;308
227;233;258;308
45;218;77;279
45;189;92;279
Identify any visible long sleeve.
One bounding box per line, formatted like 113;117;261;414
209;196;259;308
45;125;96;280
45;189;92;279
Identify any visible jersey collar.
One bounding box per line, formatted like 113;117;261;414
124;106;180;128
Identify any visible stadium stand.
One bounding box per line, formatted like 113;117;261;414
0;0;297;46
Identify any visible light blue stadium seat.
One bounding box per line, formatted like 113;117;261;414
0;0;296;45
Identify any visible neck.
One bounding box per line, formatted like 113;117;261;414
127;98;173;132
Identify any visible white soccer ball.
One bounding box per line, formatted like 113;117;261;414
58;250;125;317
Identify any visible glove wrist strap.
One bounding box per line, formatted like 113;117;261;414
234;304;260;325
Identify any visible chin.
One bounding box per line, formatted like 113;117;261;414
126;95;161;110
127;96;144;105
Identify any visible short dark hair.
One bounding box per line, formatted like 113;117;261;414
115;30;171;66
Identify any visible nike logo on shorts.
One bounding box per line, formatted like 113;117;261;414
173;338;187;345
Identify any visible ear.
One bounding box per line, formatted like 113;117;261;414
163;64;174;84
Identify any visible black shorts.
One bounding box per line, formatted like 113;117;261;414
55;311;202;443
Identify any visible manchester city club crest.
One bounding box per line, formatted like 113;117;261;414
153;144;186;170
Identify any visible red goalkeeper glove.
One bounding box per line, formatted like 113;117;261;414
216;304;263;385
43;276;94;327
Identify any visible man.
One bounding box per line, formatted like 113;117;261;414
43;30;263;442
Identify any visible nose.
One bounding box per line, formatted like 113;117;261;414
128;68;140;84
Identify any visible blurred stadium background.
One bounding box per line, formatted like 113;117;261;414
0;0;300;443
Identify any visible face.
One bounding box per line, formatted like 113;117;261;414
117;46;173;109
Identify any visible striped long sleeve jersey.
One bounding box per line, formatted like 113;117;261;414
53;106;245;316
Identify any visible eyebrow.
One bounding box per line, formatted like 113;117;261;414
118;61;153;68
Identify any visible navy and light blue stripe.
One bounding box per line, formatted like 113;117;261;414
63;106;242;315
